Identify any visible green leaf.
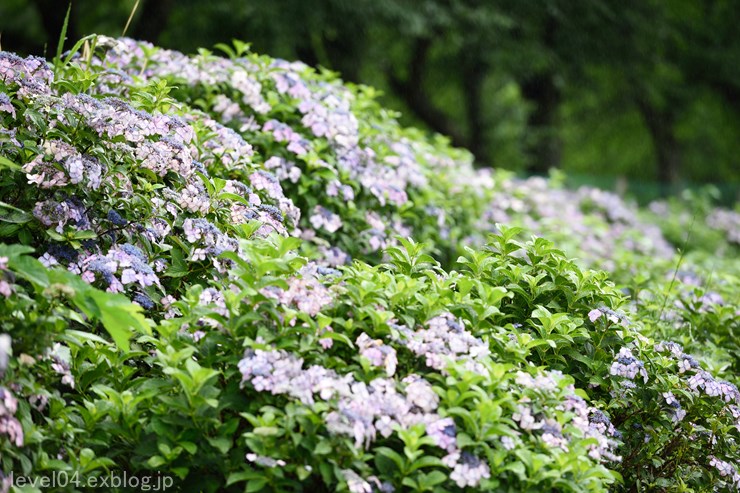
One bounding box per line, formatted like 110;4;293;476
71;230;98;240
146;455;166;468
401;477;418;489
7;252;49;287
88;290;152;352
46;228;65;241
246;479;268;492
408;455;444;473
226;471;262;487
253;426;280;436
207;436;232;454
54;3;72;65
180;441;198;455
0;202;31;224
314;441;332;455
374;447;406;472
165;247;190;278
61;330;111;346
0;155;21;171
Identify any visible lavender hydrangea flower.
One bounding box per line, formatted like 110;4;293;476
341;470;372;493
245;453;286;468
309;206;343;233
178;181;211;213
515;370;560;392
239;348;463;458
107;209;127;226
426;417;457;452
182;219;238;258
0;93;16;118
708;456;740;488
356;333;398;376
133;293;155;310
261;264;333;317
402;375;439;413
610;347;648;383
446;451;491;488
396;313;489;374
49;344;75;389
0;334;9;377
326;180;354;201
0;386;23;447
249;170;284;200
588;309;603;323
33;198;90;233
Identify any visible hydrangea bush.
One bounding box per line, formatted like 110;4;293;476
0;36;738;492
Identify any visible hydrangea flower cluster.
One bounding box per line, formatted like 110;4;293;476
22;140;104;190
238;348;489;487
261;264;333;317
0;51;52;96
263;119;310;155
0;47;306;315
0;257;14;298
0;92;15;117
356;333;398;376
662;392;687;422
95;38;425;254
243;169;277;197
309;206;343;233
512;370;621;462
341;469;394;493
588;306;630;326
706;208;740;245
183;219;238;261
77;243;159;294
443;451;492;488
609;347;649;383
264;156;302;184
396;313;489;374
474;177;675;270
33;197;90;234
195;115;254;168
183;287;230;332
687;371;740;403
709;456;740;489
655;341;740;407
0;387;23;447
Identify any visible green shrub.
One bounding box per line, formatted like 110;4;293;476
0;37;738;493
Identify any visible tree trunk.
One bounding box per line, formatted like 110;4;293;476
521;72;561;174
386;37;468;150
462;55;489;165
636;98;682;192
520;12;561;175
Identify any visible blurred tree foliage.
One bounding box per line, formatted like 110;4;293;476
1;0;739;193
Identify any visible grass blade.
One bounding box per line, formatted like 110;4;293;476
122;0;141;37
55;3;72;66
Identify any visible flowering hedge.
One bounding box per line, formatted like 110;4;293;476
0;36;738;492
